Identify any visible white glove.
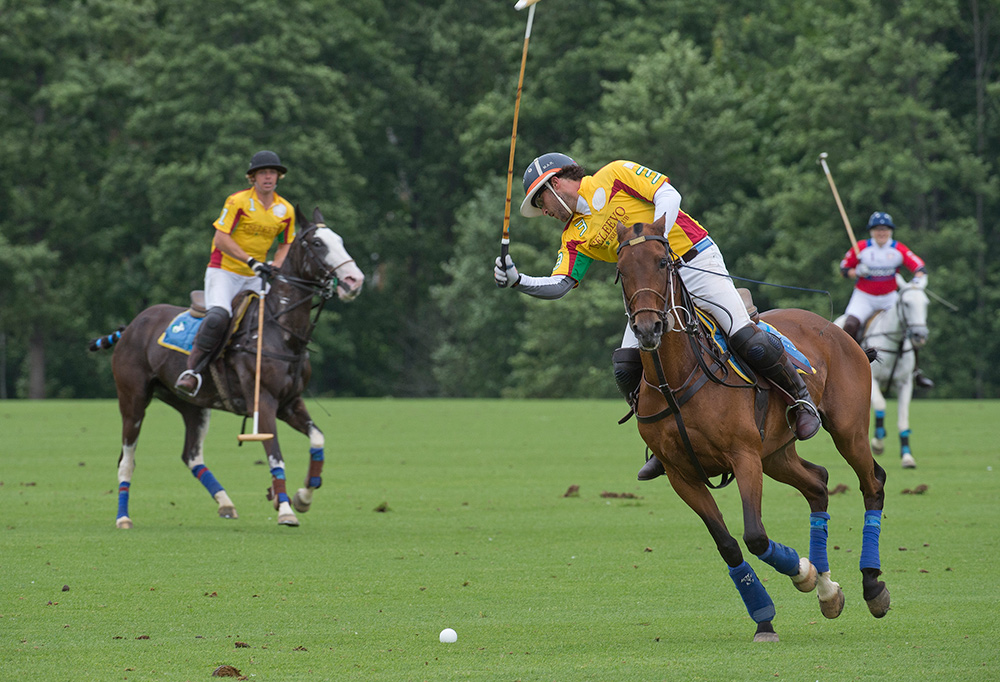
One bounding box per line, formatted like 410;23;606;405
494;254;521;288
855;263;871;278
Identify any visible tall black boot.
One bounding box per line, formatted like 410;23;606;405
842;315;864;346
175;306;230;397
763;356;822;440
612;348;665;481
731;325;821;440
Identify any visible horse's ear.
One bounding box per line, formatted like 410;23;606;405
312;206;323;225
651;214;667;232
295;204;308;226
615;220;629;241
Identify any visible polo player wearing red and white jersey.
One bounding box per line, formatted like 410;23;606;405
175;150;296;396
839;211;932;388
494;153;822;481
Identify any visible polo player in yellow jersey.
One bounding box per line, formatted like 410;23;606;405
494;153;821;480
175;151;296;396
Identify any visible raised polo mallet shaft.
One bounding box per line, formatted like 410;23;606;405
500;1;539;285
818;152;860;257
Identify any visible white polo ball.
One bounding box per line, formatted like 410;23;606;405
439;628;457;643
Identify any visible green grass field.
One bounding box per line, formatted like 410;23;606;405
2;399;998;681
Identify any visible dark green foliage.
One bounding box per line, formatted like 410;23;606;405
1;0;998;398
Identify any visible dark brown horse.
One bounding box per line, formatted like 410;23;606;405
90;207;364;529
615;220;888;642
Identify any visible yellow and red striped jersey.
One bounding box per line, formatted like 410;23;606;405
551;160;708;281
209;187;295;276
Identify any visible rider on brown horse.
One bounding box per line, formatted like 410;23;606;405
493;154;821;480
176;151;295;396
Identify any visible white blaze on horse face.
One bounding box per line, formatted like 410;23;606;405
900;285;930;348
315;227;365;301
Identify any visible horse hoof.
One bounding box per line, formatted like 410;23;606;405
819;586;845;619
791;558;817;593
866;585;891;618
871;438;884;456
752;622;779;642
901;454;916;469
116;517;133;529
278;513;300;527
218;506;239;519
292;488;312;513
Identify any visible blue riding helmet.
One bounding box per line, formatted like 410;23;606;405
867;211;895;230
520;152;576;218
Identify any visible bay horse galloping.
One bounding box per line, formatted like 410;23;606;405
615;220;888;642
90;207;364;529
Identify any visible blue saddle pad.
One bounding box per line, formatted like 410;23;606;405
157;311;205;355
696;310;816;382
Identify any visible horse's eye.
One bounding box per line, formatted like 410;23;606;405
659;258;669;269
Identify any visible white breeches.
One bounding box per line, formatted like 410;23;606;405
844;289;897;324
204;268;267;314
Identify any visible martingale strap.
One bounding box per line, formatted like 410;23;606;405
645;350;735;490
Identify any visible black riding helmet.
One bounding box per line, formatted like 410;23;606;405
247;150;288;176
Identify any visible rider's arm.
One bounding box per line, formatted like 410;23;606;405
513;273;576;300
273;242;291;268
652;182;682;228
212;229;252;264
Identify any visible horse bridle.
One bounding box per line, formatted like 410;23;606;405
261;222;356;348
616;234;677;332
279;223;356;293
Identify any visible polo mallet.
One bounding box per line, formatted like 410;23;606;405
238;285;273;442
499;0;543;286
818;152;860;257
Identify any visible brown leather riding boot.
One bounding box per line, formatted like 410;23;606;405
764;357;821;440
175;346;210;396
637;455;665;481
842;315;864;346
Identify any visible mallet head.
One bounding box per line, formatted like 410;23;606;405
818;152;828;163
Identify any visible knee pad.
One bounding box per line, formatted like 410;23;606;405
730;325;782;367
612;347;643;395
195;307;231;351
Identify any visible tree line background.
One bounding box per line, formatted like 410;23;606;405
1;0;997;400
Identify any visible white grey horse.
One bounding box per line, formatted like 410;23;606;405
837;274;930;468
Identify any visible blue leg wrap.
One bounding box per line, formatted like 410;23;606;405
875;410;886;440
309;447;324;489
729;561;776;623
191;464;224;497
757;539;800;576
270;467;290;504
899;429;911;455
117;481;130;519
860;510;882;570
809;512;831;573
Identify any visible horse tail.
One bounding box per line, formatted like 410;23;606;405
864;347;878;364
89;326;126;352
